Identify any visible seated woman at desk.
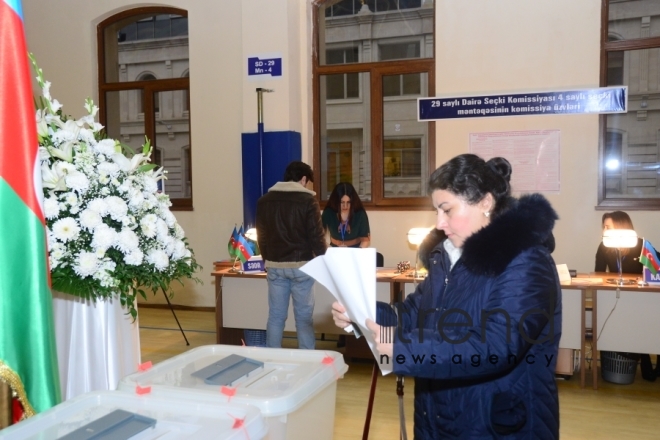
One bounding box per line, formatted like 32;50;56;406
322;182;370;248
594;211;660;381
595;211;644;273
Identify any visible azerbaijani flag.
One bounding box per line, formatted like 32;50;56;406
235;228;253;263
0;0;61;420
228;226;239;259
640;239;660;276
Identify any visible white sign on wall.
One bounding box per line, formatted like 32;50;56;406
469;129;561;194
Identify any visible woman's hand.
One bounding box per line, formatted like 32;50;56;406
331;301;351;329
366;318;393;359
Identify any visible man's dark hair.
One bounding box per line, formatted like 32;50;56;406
283;161;314;183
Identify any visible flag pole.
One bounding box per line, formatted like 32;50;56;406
229;255;241;273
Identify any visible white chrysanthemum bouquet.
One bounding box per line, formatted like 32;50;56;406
32;55;200;319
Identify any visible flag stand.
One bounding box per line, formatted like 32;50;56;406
228;255;242;273
160;287;189;345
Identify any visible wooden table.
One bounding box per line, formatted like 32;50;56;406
561;273;660;389
210;266;403;347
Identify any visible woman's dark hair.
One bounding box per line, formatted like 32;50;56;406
601;211;635;256
427;154;511;217
283;161;314;183
326;182;364;214
602;211;634;230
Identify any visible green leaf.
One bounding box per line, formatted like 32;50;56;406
142;137;152;155
137;164;158;172
120;142;136;156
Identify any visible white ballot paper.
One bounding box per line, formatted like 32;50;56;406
301;247;392;374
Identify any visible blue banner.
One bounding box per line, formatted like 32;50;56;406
418;87;627;120
247;56;282;77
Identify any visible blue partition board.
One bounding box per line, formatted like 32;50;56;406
241;130;301;228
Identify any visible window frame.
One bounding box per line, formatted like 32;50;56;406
598;0;660;210
97;6;192;211
312;1;436;210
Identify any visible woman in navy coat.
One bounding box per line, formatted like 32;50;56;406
334;154;562;438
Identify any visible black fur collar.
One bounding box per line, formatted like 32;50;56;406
459;194;558;276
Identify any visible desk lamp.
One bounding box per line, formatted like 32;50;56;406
407;227;433;278
244;228;258;242
602;229;638;286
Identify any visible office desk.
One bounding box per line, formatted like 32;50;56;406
561;274;660;389
211;267;402;345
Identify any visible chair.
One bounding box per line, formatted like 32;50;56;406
376;252;384;268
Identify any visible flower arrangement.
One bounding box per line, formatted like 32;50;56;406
32;56;201;319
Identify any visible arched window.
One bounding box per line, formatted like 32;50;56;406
98;7;192;209
314;0;435;208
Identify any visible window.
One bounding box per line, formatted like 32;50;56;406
314;0;435;208
98;7;192;210
599;0;660;209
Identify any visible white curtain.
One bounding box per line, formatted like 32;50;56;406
52;291;141;400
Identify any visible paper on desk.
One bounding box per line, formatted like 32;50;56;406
556;264;571;285
301;248;392;374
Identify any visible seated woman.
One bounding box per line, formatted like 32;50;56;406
595;211;660;381
595;211;643;273
322;182;370;248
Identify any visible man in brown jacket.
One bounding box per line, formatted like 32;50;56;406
256;161;327;349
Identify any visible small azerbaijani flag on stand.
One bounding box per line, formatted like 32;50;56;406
227;226;240;260
0;0;61;421
640;239;660;283
236;226;254;263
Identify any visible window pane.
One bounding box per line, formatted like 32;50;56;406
383;75;400;97
375;0;398;12
326;74;345;99
607;51;624;85
318;0;433;66
604;49;660;199
382;72;428;198
119;24;136;42
104;13;188;83
137;19;154;40
331;0;360;17
402;73;421;94
171;16;188;37
379;42;420;61
154;15;170;39
153;89;191;199
327;49;346;65
400;0;422;9
104;89;145;152
320;72;372;201
327;144;354;190
346;73;360;98
609;0;660;42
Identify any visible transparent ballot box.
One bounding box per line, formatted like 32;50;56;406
0;390;267;440
118;345;348;440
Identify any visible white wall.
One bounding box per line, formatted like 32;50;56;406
22;0;660;307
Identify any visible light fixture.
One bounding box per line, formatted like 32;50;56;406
605;158;620;171
407;227;433;246
407;227;433;278
603;229;638;286
244;228;258;242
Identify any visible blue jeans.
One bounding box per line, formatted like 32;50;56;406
266;268;316;350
